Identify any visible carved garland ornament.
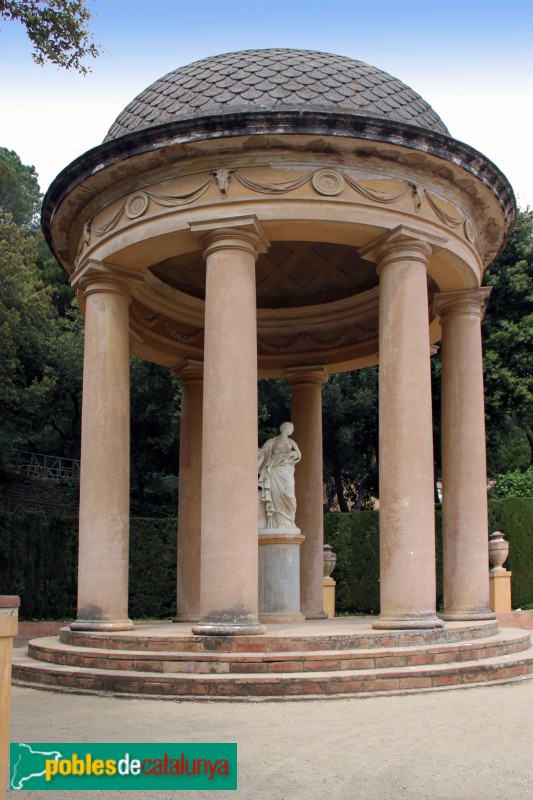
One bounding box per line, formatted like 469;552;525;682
83;167;474;253
258;322;378;354
131;305;203;344
425;190;464;227
93;174;216;236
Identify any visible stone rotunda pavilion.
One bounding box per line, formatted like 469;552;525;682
43;49;515;638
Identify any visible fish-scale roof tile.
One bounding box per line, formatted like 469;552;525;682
104;48;449;141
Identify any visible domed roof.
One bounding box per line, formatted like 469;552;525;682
105;49;450;142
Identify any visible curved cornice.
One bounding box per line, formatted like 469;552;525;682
42;110;516;261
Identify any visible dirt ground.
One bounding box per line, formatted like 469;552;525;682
8;678;533;799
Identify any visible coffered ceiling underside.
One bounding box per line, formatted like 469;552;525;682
133;238;439;372
150;240;378;308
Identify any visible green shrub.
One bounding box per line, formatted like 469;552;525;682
0;512;177;620
489;466;533;498
129;518;177;618
324;510;444;615
488;497;533;608
324;511;380;614
0;513;77;619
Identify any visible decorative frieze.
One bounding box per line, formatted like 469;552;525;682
79;165;479;267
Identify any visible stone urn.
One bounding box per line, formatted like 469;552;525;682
323;544;337;578
489;531;509;572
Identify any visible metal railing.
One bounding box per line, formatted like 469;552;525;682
10;451;81;480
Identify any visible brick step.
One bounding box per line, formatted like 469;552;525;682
27;630;532;675
60;619;499;653
12;644;533;700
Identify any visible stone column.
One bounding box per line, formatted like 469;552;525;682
71;276;133;631
0;596;19;798
434;288;495;620
190;217;268;636
374;235;443;630
287;367;328;619
173;360;203;623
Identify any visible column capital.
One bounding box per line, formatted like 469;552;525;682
71;259;139;299
434;287;492;322
285;366;329;387
189;215;270;260
360;225;447;273
171;359;204;382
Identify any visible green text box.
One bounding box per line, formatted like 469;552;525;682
10;743;237;791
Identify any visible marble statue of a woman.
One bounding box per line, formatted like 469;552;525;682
258;422;302;529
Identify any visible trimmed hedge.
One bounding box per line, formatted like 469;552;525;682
128;518;177;619
488;498;533;609
324;511;380;614
0;499;530;619
0;513;176;621
0;513;78;619
324;511;444;614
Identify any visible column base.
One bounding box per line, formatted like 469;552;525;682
192;622;266;637
304;611;328;620
172;613;202;623
373;614;444;630
70;618;134;632
439;609;496;621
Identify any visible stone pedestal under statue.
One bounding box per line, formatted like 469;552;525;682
258;528;305;622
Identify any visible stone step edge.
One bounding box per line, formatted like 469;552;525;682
27;630;532;666
12;672;533;703
59;620;500;651
33;628;529;659
13;645;533;683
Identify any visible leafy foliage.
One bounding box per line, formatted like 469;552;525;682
25;304;83;457
258;378;291;440
0;211;58;459
489;466;533;499
483;209;533;471
322;370;378;511
130;359;181;517
324;511;381;613
0;0;101;72
0;148;41;228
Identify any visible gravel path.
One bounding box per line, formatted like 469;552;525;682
8;679;533;799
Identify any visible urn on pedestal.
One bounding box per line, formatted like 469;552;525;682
489;531;509;572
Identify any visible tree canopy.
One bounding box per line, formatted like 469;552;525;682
0;0;101;72
0;147;41;228
483;208;533;471
0;211;57;454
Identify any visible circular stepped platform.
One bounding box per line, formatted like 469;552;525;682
12;618;533;701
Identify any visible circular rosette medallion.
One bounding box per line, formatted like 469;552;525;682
125;191;149;219
311;169;345;196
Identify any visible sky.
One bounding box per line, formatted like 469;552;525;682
1;0;532;208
